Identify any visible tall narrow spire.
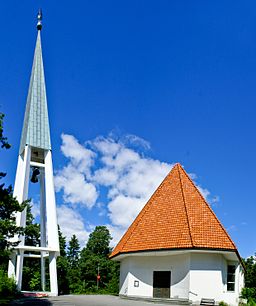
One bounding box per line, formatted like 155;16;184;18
9;11;59;295
19;9;51;154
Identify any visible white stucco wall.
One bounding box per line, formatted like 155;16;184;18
119;253;190;299
189;253;224;302
189;253;242;306
189;253;225;303
118;251;244;306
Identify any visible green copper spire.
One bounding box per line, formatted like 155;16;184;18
19;10;51;154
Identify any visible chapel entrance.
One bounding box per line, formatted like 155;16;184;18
153;271;171;298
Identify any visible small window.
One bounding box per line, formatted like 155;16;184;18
227;265;236;291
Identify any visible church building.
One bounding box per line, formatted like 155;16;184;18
110;163;244;305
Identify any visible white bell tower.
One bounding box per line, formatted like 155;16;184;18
8;10;59;296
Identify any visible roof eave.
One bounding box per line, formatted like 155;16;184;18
110;247;242;266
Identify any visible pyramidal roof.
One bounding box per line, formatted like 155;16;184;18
19;29;51;154
110;163;238;258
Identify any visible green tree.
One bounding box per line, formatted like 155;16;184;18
67;234;80;267
244;256;256;288
86;226;112;256
0;182;27;269
22;206;41;291
67;235;83;293
24;205;40;247
79;226;119;294
0;113;10;150
0;112;28;302
57;226;69;294
240;256;256;303
0;112;27;270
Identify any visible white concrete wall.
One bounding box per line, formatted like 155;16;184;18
189;253;243;306
119;251;244;305
119;258;130;295
220;261;244;306
119;253;190;299
189;253;225;303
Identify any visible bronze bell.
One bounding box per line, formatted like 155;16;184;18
30;167;40;183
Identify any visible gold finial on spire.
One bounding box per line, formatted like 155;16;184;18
37;9;43;31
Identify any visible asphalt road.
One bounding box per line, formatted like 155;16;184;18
11;295;181;306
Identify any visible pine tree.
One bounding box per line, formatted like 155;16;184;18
86;226;112;256
67;234;80;267
67;235;83;293
57;226;69;294
79;226;119;293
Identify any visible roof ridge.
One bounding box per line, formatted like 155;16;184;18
177;164;194;247
178;165;237;250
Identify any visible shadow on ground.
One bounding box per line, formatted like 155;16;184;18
9;298;52;305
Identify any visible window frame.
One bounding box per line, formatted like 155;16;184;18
227;264;236;292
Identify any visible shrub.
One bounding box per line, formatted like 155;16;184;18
219;301;229;306
240;288;256;306
241;287;256;300
0;269;18;304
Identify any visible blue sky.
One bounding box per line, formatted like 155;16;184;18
0;1;256;257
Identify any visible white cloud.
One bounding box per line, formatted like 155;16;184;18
55;132;217;247
108;195;146;228
57;205;90;247
93;168;118;186
227;224;237;232
55;164;98;208
106;224;128;248
197;185;210;200
122;134;151;150
55;134;98;208
88;136;173;232
30;200;40;221
91;136;121;156
60;133;95;175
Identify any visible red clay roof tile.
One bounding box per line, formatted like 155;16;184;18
110;163;237;258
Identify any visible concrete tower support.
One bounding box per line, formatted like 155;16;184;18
8;10;59;296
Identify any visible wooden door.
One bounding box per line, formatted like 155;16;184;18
153;271;171;298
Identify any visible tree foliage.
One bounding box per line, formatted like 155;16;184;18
86;226;112;256
55;226;119;295
241;256;256;303
0;113;10;150
0;112;27;302
24;205;40;247
57;226;69;294
22;206;42;291
0;270;17;304
79;226;119;294
244;256;256;288
0;112;28;270
67;234;80;268
0;112;119;296
0;183;27;268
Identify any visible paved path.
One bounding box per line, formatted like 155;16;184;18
49;295;173;306
11;295;183;306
